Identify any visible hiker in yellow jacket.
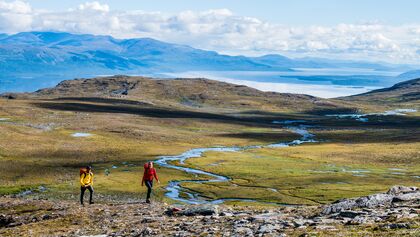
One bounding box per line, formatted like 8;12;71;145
80;165;94;205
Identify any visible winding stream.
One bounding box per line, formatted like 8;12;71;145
326;109;417;122
155;108;417;204
155;123;317;204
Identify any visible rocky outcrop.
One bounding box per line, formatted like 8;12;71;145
0;186;419;236
322;186;419;215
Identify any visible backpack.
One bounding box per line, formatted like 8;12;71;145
80;168;88;177
144;163;154;175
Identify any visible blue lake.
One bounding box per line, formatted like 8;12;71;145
163;68;403;98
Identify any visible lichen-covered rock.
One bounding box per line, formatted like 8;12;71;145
387;186;418;195
175;205;218;216
322;186;420;215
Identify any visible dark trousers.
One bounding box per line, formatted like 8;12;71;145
80;186;94;204
145;180;153;200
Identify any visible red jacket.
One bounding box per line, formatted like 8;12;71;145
142;166;159;183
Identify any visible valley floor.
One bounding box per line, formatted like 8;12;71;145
0;97;418;206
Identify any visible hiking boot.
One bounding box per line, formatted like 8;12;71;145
89;202;94;205
146;199;151;204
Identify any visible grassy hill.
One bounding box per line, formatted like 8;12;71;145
340;78;420;106
11;75;351;113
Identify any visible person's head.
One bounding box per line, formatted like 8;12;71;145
86;165;92;172
148;161;153;169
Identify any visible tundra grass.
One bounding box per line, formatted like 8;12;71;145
0;98;419;205
0;99;298;202
180;139;420;205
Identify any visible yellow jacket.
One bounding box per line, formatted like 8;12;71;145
80;172;93;186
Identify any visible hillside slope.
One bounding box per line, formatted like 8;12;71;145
10;75;350;113
340;78;420;106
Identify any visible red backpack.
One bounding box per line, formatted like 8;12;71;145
80;167;88;177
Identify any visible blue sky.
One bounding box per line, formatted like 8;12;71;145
25;0;420;25
1;0;420;64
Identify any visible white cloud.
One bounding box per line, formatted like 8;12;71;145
77;1;109;12
0;0;31;13
0;0;32;32
0;0;419;64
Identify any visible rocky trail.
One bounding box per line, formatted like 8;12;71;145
0;186;419;236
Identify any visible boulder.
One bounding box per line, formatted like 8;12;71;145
175;205;218;216
219;211;234;217
322;186;419;215
257;223;282;234
1;93;17;99
0;214;14;227
140;227;154;236
387;186;418;195
386;223;411;229
338;211;366;218
234;227;254;236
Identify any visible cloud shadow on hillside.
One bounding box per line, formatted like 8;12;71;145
32;97;276;127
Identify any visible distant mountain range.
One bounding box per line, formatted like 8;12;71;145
0;31;416;78
396;70;420;81
1;31;420;96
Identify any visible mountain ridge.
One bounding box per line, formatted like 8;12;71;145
0;31;413;78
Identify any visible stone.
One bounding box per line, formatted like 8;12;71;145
1;93;16;99
348;216;373;225
322;186;420;215
315;225;338;231
338;211;366;218
140;227;154;236
219;211;234;217
392;192;420;202
165;207;183;216
41;214;52;220
234;227;254;236
176;205;218;216
380;223;411;229
0;214;14;227
387;186;418;195
258;223;281;234
293;219;306;227
141;217;156;223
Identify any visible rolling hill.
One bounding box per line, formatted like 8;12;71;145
341;78;420;105
13;75;347;113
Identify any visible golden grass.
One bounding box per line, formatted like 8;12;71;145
0;98;419;205
182;139;420;204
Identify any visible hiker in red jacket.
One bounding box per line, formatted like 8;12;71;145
142;161;160;203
